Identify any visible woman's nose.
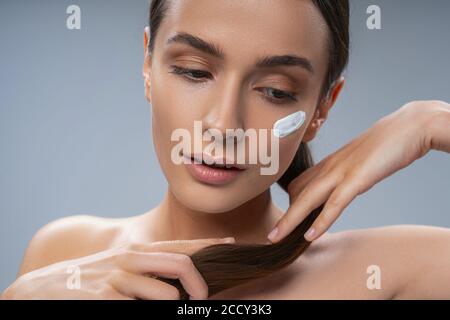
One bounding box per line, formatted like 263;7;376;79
201;75;245;138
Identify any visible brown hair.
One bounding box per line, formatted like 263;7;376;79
147;0;349;299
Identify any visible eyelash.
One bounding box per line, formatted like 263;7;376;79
168;65;298;105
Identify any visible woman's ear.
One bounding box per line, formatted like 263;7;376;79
143;26;152;104
303;76;345;142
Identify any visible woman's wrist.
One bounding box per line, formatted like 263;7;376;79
423;100;450;153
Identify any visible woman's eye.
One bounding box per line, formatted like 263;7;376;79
169;65;297;105
257;87;298;105
169;65;213;82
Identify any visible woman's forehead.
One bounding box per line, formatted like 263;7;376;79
156;0;329;71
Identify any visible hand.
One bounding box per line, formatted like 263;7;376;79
268;100;450;243
1;237;235;300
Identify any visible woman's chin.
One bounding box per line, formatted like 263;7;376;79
186;198;247;214
173;188;252;214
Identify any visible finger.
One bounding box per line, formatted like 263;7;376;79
108;293;133;300
129;237;236;256
145;272;179;279
268;176;336;243
110;270;181;300
304;179;359;242
287;151;343;196
118;251;209;300
104;287;134;300
287;165;320;198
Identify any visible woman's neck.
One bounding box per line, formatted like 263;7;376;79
145;188;283;244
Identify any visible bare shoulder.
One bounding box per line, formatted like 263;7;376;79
290;225;450;299
342;224;450;299
315;224;450;255
18;214;129;277
329;224;450;270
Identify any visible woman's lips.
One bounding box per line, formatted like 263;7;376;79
183;156;246;186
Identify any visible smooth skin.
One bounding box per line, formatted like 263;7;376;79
3;212;450;299
2;0;450;299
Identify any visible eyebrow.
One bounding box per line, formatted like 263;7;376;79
166;32;314;74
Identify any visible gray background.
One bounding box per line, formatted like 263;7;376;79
1;0;449;291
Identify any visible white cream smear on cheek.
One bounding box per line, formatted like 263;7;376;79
273;110;306;138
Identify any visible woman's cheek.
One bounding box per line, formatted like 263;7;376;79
242;136;300;193
277;134;304;173
151;77;190;139
150;82;182;170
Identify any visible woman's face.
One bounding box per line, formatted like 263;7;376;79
144;0;332;213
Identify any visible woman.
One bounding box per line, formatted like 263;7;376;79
2;0;450;300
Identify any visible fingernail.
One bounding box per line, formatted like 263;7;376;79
267;227;279;242
304;228;315;241
222;237;236;243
